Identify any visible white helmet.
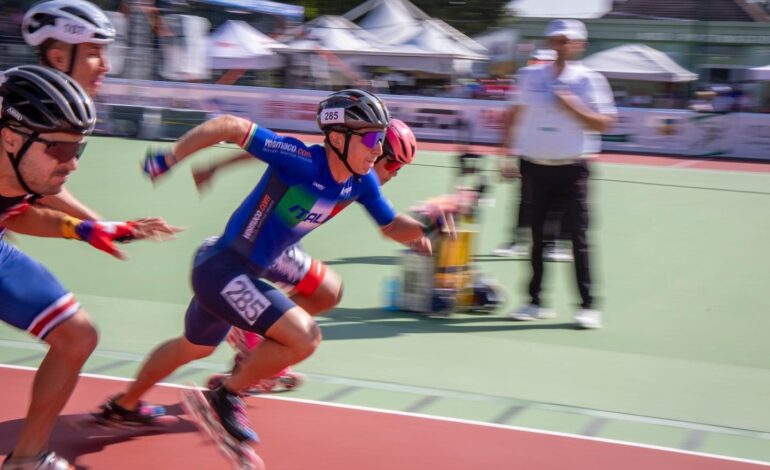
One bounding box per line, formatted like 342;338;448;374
22;0;116;47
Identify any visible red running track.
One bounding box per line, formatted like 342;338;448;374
0;367;767;470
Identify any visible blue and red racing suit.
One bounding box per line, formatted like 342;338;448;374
184;123;396;345
0;195;80;339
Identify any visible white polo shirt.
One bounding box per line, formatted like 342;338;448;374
513;61;616;160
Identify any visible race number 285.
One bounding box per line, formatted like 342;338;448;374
320;107;344;124
221;275;270;325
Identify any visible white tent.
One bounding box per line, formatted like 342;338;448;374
399;20;486;59
346;0;428;45
208;20;286;70
343;0;487;74
288;15;386;54
583;44;697;82
287;15;477;74
748;65;770;81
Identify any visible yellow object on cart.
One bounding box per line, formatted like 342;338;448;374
434;230;475;308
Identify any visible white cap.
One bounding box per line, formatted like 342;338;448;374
544;19;587;41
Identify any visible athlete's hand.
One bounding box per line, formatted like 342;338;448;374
74;220;136;259
142;147;176;183
406;236;432;255
191;164;216;193
76;218;182;259
129;217;183;241
412;196;457;239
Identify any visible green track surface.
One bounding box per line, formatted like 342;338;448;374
2;137;769;462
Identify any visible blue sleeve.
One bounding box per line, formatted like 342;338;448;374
357;172;396;227
239;123;316;177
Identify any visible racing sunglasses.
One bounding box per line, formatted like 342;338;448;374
15;130;88;163
349;130;386;149
382;156;404;173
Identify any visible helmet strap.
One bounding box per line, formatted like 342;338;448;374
326;131;364;180
5;131;41;197
66;44;78;76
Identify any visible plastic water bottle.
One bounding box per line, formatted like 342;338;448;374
383;276;401;311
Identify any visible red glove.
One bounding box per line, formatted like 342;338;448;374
62;216;138;259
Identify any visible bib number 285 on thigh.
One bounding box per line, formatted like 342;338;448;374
221;275;271;325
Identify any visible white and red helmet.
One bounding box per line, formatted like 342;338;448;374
383;118;416;165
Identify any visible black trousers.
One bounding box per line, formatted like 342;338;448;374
523;159;592;309
509;160;570;245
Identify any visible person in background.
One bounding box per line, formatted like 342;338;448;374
506;19;616;329
22;0;115;221
495;48;573;263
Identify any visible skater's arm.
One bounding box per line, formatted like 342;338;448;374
143;115;316;182
173;115;252;163
3;206;180;259
192;151;257;193
142;115;252;182
380;213;433;244
36;187;102;220
3;205;73;238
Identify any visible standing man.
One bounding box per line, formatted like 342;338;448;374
496;48;574;261
508;20;616;329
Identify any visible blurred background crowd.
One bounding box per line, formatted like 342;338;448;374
2;0;770;112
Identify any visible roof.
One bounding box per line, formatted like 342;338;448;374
583;44;698;82
289;15;386;52
603;0;770;22
342;0;487;57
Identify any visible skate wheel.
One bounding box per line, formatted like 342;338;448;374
181;388;264;470
279;372;305;390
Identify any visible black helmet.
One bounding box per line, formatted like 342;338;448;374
0;65;96;135
317;89;390;132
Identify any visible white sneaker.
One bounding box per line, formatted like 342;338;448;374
508;304;556;321
544;244;573;262
493;243;529;258
574;309;602;329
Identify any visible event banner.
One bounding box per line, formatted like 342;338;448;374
99;79;770;161
99;79;508;143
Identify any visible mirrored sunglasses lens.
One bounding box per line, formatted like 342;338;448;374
362;131;385;149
